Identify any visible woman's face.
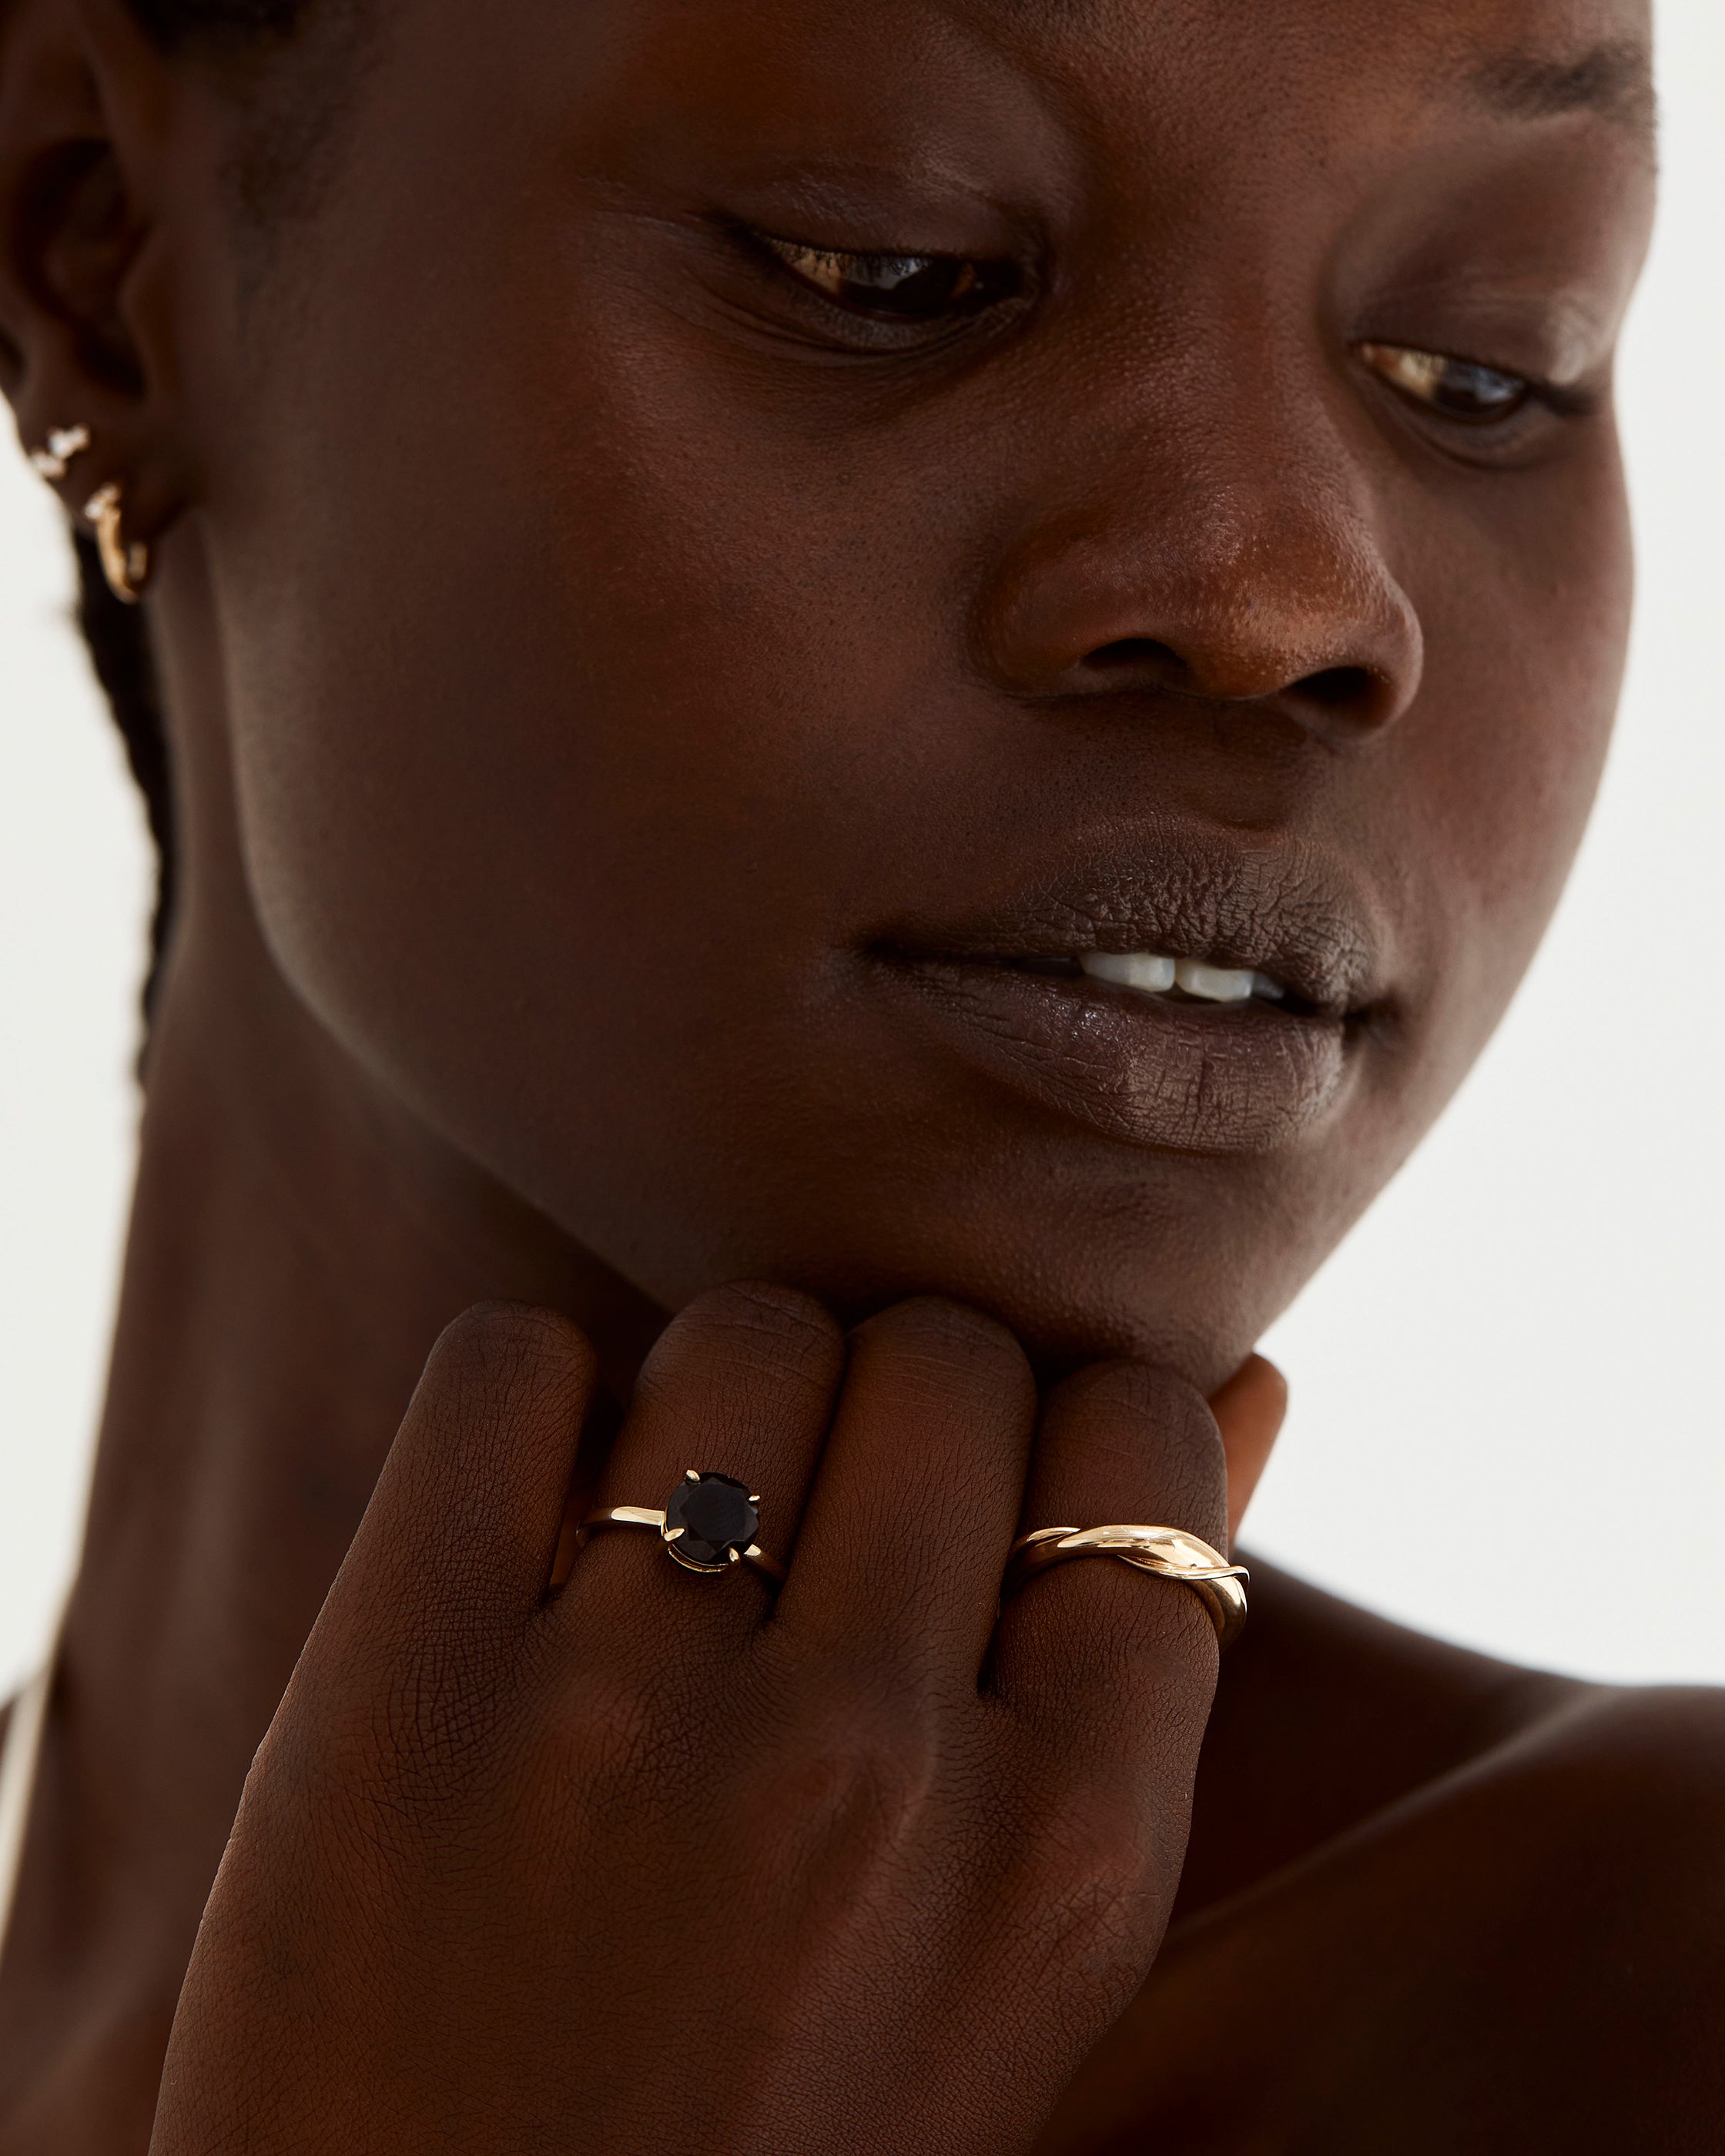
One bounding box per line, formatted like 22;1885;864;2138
177;0;1653;1384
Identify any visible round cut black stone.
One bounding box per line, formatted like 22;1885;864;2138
663;1471;759;1568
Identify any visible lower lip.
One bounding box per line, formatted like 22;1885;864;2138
875;957;1356;1155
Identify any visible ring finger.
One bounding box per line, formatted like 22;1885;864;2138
989;1358;1230;1761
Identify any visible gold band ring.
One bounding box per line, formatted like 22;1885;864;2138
1001;1525;1248;1649
578;1470;787;1584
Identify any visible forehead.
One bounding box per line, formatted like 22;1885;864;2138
575;0;1656;186
970;0;1653;136
544;0;1655;256
984;0;1651;70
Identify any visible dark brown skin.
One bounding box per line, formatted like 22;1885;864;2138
2;0;1722;2148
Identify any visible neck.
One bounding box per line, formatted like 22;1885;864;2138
0;892;662;2138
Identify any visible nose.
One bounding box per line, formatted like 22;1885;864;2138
976;440;1423;745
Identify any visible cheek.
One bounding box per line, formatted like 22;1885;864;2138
196;99;1637;1364
208;239;970;1301
1382;434;1634;1122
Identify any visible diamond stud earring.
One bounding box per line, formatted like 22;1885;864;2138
28;424;92;483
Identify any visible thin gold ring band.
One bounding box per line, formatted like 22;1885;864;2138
1001;1525;1248;1649
578;1503;788;1585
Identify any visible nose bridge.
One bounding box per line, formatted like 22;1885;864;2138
979;323;1424;733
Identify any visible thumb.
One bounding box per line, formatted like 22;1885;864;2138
1208;1353;1287;1544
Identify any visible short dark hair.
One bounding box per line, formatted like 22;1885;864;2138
127;0;310;50
76;536;176;1034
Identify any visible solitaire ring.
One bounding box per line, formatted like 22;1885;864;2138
1000;1525;1248;1649
580;1470;787;1583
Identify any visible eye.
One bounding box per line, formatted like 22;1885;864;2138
755;234;1020;323
1358;342;1535;424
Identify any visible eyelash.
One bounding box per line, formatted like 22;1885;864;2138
1355;341;1589;432
742;232;1589;444
745;231;1026;338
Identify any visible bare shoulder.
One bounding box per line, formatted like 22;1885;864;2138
1470;1678;1725;1985
1311;1679;1725;2148
1050;1585;1725;2154
1509;1676;1725;1851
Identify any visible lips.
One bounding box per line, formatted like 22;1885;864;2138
866;829;1392;1156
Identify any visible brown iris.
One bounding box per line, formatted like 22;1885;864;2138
759;236;1013;321
1358;340;1533;423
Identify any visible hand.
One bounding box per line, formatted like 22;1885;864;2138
150;1289;1261;2155
1211;1350;1286;1544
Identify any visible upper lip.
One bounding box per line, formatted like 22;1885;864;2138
870;825;1388;1022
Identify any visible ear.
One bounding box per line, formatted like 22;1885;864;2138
0;0;193;575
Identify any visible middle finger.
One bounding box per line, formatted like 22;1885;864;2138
555;1282;845;1638
777;1297;1037;1676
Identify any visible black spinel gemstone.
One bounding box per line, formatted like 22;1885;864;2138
664;1471;759;1568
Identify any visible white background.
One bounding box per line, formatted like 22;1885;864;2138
3;8;1722;1703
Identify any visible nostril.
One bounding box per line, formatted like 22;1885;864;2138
1296;665;1378;713
1080;637;1192;687
1070;644;1394;729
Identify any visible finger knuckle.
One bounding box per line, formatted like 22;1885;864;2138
756;1681;943;1856
1011;1786;1168;1985
653;1282;845;1399
855;1297;1033;1390
303;1619;512;1824
558;1666;682;1792
1050;1361;1226;1532
427;1300;594;1401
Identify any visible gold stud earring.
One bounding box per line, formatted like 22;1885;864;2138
28;423;92;482
83;480;151;604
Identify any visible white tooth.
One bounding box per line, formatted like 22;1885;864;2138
1250;972;1287;1003
1175;959;1255;1003
1080;951;1177;993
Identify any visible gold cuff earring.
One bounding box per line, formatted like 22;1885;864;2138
83;480;152;604
26;424;153;603
28;423;92;482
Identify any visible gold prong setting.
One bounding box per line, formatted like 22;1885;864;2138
576;1480;788;1588
662;1469;762;1573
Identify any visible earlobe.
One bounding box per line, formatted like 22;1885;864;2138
0;0;188;581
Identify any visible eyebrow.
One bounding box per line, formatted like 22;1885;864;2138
1465;38;1656;138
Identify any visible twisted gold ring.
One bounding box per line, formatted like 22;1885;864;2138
1001;1525;1248;1649
578;1470;786;1583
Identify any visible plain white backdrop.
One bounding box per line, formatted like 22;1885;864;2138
3;8;1722;1704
